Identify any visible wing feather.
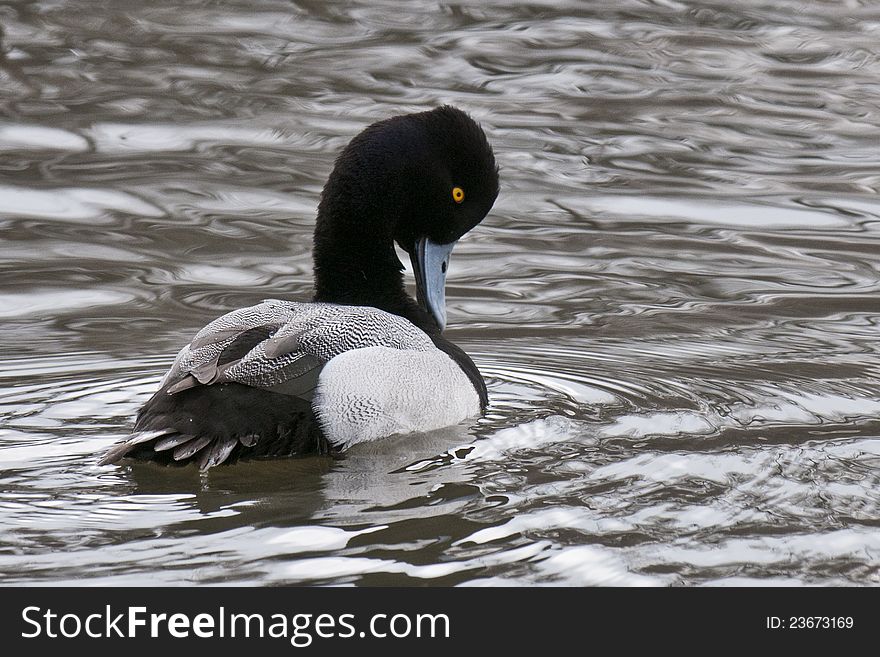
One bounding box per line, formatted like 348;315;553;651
103;301;437;468
197;436;239;470
173;435;213;461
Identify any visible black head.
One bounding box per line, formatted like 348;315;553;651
318;106;497;242
390;106;499;249
312;106;498;333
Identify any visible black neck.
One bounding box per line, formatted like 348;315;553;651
311;198;439;336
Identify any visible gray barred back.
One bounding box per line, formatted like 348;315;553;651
161;300;434;395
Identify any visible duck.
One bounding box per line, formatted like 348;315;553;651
99;105;499;470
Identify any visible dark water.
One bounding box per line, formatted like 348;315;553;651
1;0;879;585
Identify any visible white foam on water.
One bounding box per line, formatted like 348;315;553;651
532;545;666;586
87;122;289;154
727;399;819;426
265;525;385;553
0;288;136;319
623;500;773;530
277;541;551;583
561;195;852;229
699;576;809;587
591;450;762;485
454;507;633;546
178;264;270;287
771;389;880;423
597;411;716;439
463;415;590;462
461;547;670;587
649;528;880;570
0;186;163;222
0;125;90;151
595;388;880;443
182;189;318;217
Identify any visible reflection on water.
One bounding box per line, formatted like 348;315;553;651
1;0;879;585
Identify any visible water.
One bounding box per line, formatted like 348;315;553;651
1;0;879;586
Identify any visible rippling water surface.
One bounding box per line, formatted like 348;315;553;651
2;0;879;586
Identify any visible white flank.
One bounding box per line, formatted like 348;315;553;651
313;346;480;449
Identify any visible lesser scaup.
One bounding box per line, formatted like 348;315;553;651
100;106;499;469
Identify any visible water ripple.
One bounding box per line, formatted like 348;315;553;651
1;0;879;585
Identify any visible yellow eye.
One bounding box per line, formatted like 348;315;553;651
452;186;465;204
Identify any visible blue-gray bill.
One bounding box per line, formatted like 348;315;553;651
412;237;456;331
